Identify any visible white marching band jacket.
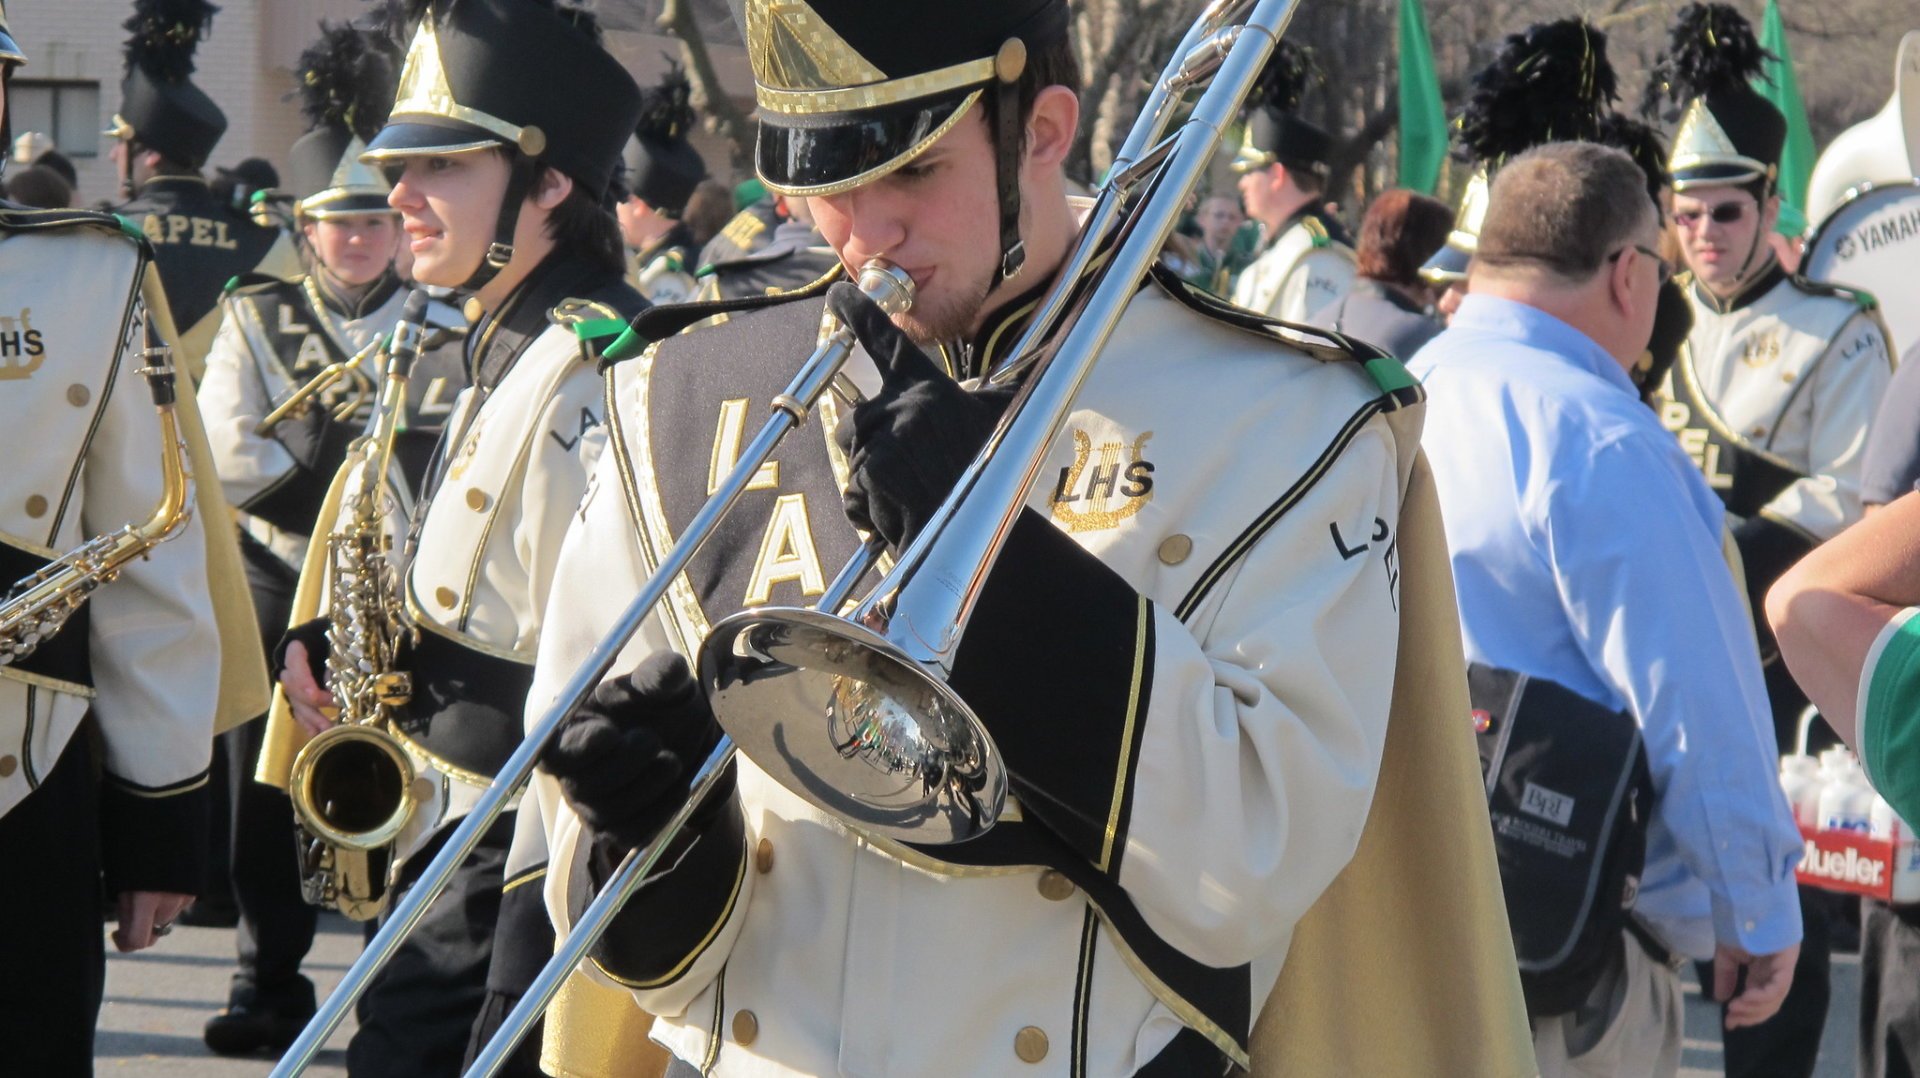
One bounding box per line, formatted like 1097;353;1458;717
532;267;1425;1075
1661;267;1893;546
1229;212;1356;325
0;209;220;887
198;273;463;570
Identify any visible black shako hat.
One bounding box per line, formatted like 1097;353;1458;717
1645;3;1785;192
621;65;707;216
111;0;227;169
746;0;1071;279
1233;41;1333;178
0;1;25;68
361;0;642;202
288;21;401;218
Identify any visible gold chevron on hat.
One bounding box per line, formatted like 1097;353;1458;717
368;16;541;158
301;137;397;218
1452;169;1490;251
1669;97;1770;189
746;0;996;116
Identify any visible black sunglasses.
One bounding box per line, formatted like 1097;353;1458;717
1672;202;1753;229
1608;244;1674;285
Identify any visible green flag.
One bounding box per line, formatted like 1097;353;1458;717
1756;0;1815;235
1397;0;1446;192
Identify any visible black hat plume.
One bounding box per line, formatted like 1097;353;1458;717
1249;40;1321;115
1642;2;1772;122
1457;18;1617;168
121;0;218;83
635;61;696;144
296;22;401;141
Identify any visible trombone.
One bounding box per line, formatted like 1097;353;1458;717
279;0;1296;1069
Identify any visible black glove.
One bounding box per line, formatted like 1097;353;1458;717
827;282;1016;551
540;653;725;853
274;617;332;686
273;402;358;477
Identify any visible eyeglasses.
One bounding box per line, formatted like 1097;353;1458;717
1672;202;1753;229
1609;244;1674;285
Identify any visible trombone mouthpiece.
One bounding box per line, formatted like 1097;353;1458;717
857;260;916;317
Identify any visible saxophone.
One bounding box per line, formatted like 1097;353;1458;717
288;290;431;921
0;320;193;664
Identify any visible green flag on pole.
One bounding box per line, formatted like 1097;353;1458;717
1397;0;1446;192
1756;0;1815;235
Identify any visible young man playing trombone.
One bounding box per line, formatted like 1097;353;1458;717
268;0;645;1073
528;0;1530;1073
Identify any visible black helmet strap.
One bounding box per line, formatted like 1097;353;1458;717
992;39;1028;282
459;150;539;295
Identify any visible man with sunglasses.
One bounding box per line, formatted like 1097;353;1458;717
1411;141;1803;1078
1647;7;1895;1075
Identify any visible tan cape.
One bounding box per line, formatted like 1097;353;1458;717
536;456;1535;1078
142;268;270;735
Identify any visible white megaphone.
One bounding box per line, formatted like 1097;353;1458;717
1805;30;1920;228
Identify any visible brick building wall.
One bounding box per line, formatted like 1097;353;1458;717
7;1;757;210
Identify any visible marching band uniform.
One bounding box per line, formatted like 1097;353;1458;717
697;196;784;269
1646;8;1893;1075
532;3;1532;1075
195;21;467;1054
0;7;266;1069
623;69;708;306
253;2;647;1073
691;216;838;302
106;0;298;381
1228;68;1355;324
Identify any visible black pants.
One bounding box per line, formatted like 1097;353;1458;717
1860;899;1920;1078
349;809;543;1078
225;533;318;1009
1694;884;1835;1078
0;735;103;1077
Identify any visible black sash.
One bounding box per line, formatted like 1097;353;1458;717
395;627;533;780
0;538;93;690
1661;348;1806;519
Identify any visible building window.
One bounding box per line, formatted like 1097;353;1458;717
9;81;102;159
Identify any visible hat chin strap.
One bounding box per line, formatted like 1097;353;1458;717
993;43;1027;282
458;152;538;295
1729;178;1776;285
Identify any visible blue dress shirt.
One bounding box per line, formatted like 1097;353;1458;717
1409;294;1803;961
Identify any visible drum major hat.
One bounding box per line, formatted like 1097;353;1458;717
109;0;227;169
0;1;25;68
289;23;401;219
1646;3;1785;192
745;0;1071;279
360;0;642;202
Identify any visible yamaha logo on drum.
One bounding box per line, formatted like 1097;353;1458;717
1831;203;1920;261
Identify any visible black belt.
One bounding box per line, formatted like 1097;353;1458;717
395;627;534;780
0;540;93;691
1625;916;1683;971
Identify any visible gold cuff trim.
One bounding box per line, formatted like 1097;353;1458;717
1096;596;1151;873
761;91;983;199
393;725;497;789
404;588;538;665
754;56;995;116
0;665;95;699
502;865;549;894
0;527;59;559
107;773;210;798
587;828;750;990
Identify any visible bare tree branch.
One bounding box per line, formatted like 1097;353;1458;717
659;0;754;170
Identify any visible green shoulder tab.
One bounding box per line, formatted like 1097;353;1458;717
114;213;145;241
694;262;718;279
569;317;627;342
603;325;646;362
1362;355;1418;395
1302;217;1331;249
1793;273;1879;311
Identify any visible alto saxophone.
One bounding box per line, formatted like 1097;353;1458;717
0;320;193;664
289;290;431;921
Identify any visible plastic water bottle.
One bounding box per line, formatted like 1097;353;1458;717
1819;755;1875;835
1871;795;1920;904
1780;755;1822;830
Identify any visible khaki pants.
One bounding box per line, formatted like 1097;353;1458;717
1532;932;1683;1078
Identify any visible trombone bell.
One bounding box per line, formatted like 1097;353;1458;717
701;607;1005;844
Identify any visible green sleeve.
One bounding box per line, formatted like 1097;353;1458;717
1862;608;1920;822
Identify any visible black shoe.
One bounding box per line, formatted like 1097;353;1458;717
203;1001;314;1057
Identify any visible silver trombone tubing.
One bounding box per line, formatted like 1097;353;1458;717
269;262;913;1078
460;538;884;1078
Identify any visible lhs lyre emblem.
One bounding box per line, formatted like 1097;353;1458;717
0;308;47;380
1050;429;1155;533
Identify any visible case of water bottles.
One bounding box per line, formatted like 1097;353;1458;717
1781;709;1920;903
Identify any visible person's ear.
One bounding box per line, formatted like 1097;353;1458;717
1023;85;1079;172
530;166;573;211
1609;245;1639;315
1761;193;1781;237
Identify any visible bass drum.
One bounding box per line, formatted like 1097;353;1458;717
1803;180;1920;360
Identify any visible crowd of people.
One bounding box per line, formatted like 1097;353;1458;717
2;0;1919;1076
